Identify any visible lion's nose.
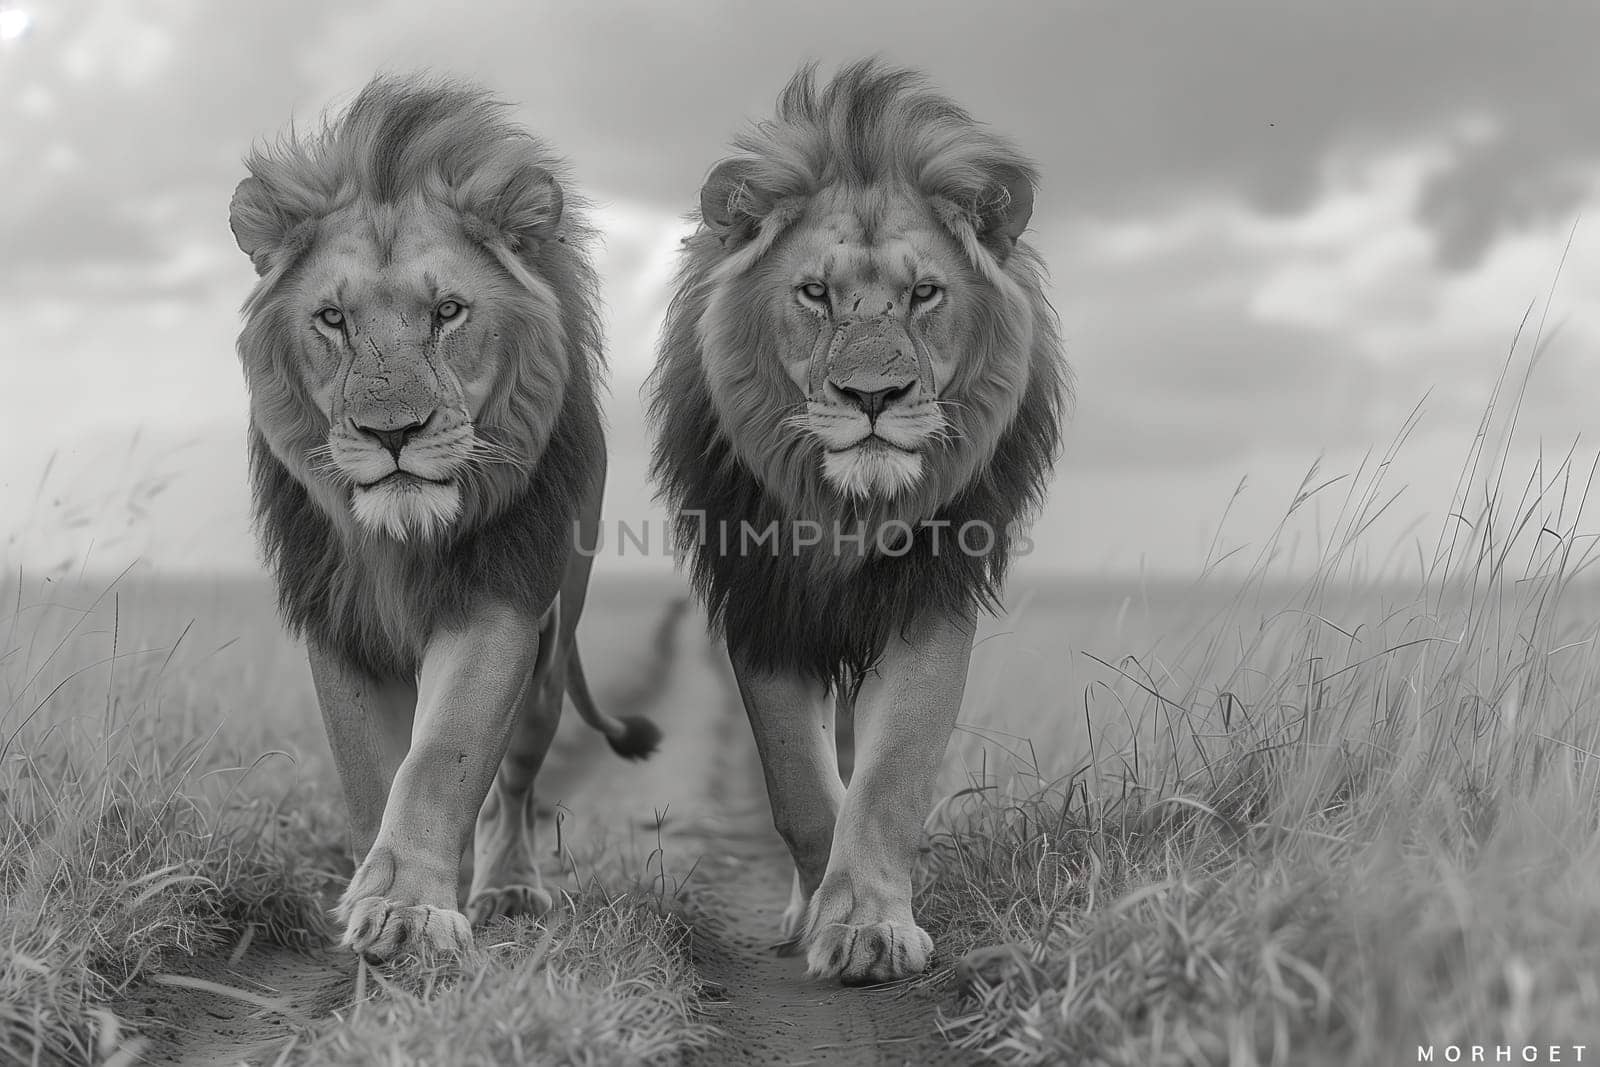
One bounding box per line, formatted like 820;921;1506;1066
829;379;916;420
352;411;435;460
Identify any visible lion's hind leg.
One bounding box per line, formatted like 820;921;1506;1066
307;644;415;866
465;600;565;925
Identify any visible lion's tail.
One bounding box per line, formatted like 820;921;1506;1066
566;640;665;761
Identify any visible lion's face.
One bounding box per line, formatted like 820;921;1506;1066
232;97;579;546
696;174;1036;515
761;186;976;499
283;203;528;540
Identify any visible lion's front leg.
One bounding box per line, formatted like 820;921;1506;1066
333;605;541;962
730;657;846;945
802;607;975;984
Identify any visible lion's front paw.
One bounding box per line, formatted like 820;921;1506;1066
341;897;473;962
807;917;933;984
336;844;469;963
802;873;932;984
465;883;554;926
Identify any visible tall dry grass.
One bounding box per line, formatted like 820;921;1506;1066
0;572;336;1064
923;312;1600;1062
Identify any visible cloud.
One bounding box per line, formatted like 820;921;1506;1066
1048;127;1600;478
7;0;1600;311
586;200;695;383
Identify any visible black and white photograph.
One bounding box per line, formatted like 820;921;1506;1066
3;2;1599;1064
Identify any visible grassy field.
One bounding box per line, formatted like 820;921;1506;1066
5;371;1600;1065
0;574;714;1065
920;406;1600;1062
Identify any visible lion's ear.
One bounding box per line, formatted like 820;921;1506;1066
975;165;1035;256
475;165;563;252
699;158;770;245
230;176;287;275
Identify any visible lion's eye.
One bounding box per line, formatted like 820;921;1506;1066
316;307;345;329
911;283;942;306
797;282;828;304
436;300;465;323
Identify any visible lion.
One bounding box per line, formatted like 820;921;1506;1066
649;61;1069;984
229;75;660;963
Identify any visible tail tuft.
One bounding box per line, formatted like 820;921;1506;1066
606;715;663;761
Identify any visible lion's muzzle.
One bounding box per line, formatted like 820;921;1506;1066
325;328;475;540
807;316;944;499
814;318;928;420
351;411;437;461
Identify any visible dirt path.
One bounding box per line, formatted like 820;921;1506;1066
548;629;975;1066
124;621;974;1066
118;944;356;1066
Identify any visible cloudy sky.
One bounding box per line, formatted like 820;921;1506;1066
3;0;1598;580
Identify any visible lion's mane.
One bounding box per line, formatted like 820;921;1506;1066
236;78;604;679
649;62;1070;686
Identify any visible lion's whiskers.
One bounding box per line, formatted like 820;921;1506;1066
924;402;968;448
782;409;819;435
304;444;355;483
461;438;529;470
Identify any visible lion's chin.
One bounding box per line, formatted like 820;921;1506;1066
821;441;924;500
350;476;462;542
